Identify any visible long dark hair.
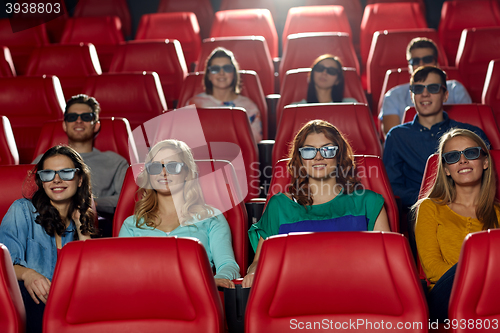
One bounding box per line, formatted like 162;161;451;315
30;146;95;236
307;54;345;103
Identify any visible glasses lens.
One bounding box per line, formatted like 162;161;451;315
64;113;95;122
208;65;221;74
409;56;435;66
58;168;77;181
325;67;339;76
146;162;163;175
422;55;435;64
79;113;95;122
410;84;425;94
320;146;338;158
298;147;317;160
426;84;442;94
443;151;460;164
64;113;78;122
222;64;235;73
464;147;481;160
313;64;326;73
165;162;183;175
38;170;56;182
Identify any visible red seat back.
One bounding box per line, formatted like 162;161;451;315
210;9;278;59
482;59;500;126
157;0;214;39
0;116;18;165
197;36;275;95
0;47;15;77
0;164;36;221
44;237;224;332
0;244;25;333
403;104;500;149
0;76;65;163
83;73;167;130
456;27;500;103
245;232;426;332
273;103;382;166
73;0;131;38
279;32;359;82
135;12;201;68
109;40;188;108
178;70;268;139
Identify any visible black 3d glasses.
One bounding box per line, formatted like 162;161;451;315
64;112;95;122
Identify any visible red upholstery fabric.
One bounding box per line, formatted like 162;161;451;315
218;0;276;16
83;73;167;130
109;40;188;108
0;164;35;221
245;232;426;332
360;3;427;66
0;116;18;165
210;9;278;59
273;103;382;166
367;29;447;111
482;59;500;126
0;244;25;333
282;6;352;54
44;237;225;333
197;36;275;95
178;70;268;139
112;161;249;277
279;32;359;82
403;104;500;149
157;0;214;39
61;17;124;72
449;229;500;332
135;12;201;69
0;76;65;163
32;117;136;163
26;44;102;100
269;157;399;232
277;67;368;126
439;0;500;66
73;0;131;38
456;27;500;103
0;19;49;75
0;46;15;77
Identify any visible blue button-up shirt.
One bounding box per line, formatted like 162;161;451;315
383;112;490;208
0;198;77;280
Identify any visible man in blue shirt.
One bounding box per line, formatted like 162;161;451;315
383;66;489;210
380;37;471;135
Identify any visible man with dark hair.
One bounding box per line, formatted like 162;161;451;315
380;37;471;135
34;94;128;234
383;66;488;209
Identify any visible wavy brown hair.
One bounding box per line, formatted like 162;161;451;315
30;145;95;236
203;47;241;95
413;128;499;230
287;120;360;207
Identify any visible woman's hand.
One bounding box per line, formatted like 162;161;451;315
215;278;235;289
242;273;255;288
22;268;51;304
72;208;81;228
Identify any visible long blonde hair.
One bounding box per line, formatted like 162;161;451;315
413;128;499;230
134;139;214;227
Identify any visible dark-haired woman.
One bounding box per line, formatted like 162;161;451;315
0;145;95;332
242;120;389;287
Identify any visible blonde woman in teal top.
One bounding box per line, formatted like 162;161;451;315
118;139;240;288
243;120;390;287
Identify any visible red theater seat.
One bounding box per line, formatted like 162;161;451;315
439;0;500;67
273;103;382;166
367;29;447;112
61;16;124;72
0;116;18;166
360;3;427;67
277;67;367;126
113;161;248;277
0;47;15;77
32;117;136;164
269;157;399;232
483;59;500;126
157;0;214;39
44;237;225;333
245;232;425;332
135;12;201;69
0;244;25;333
0;164;35;221
449;228;500;331
403;104;500;149
0;76;65;164
83;73;167;131
210;9;278;59
73;0;131;38
279;32;359;82
282;6;352;53
26;44;102;100
109;40;188;108
197;36;275;95
179;70;268;139
456;27;500;103
218;0;276;16
0;19;49;75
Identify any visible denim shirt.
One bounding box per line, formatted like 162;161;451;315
0;198;77;281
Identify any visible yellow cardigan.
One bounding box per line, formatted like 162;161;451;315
415;198;500;288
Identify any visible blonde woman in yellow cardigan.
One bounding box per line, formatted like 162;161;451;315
414;128;500;322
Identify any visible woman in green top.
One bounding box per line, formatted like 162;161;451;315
242;120;390;287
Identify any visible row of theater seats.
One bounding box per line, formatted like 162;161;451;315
2;228;499;332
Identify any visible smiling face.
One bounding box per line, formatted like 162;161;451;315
411;72;449;118
41;154;82;207
313;58;340;91
443;136;488;187
62;103;100;144
149;148;188;196
300;132;338;180
207;56;235;92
